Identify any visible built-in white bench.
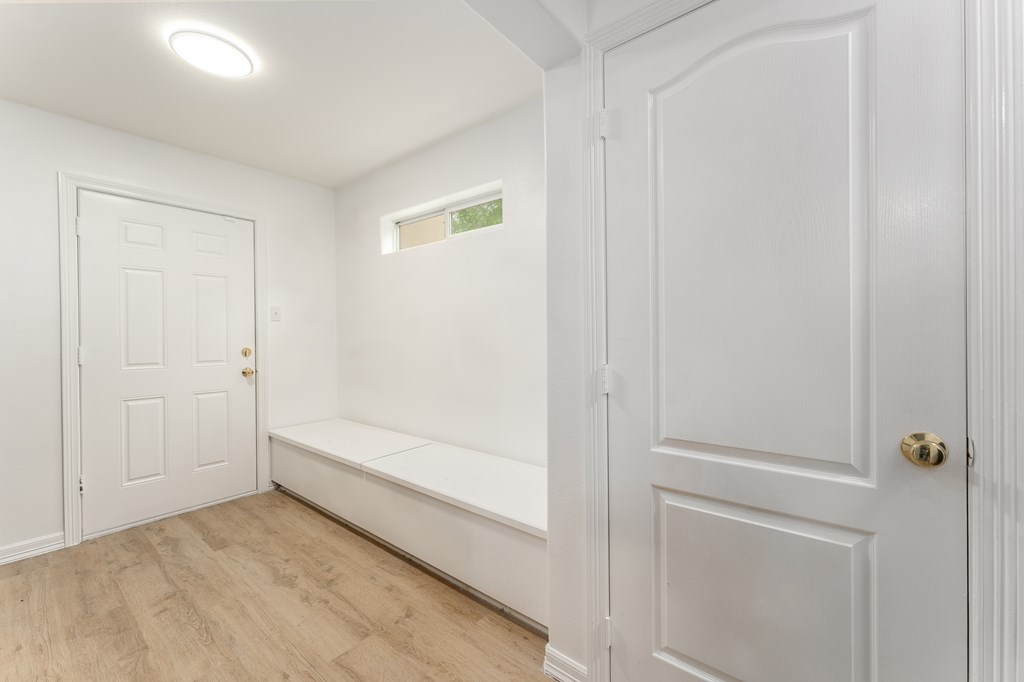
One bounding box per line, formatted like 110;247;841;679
269;419;548;626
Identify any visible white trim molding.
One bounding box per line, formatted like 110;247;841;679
967;0;1023;679
587;0;715;51
57;173;272;548
544;645;589;682
0;532;65;566
581;4;717;682
581;40;610;682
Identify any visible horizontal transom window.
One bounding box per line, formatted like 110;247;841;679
395;192;503;251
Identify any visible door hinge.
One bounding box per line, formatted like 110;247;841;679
79;475;84;495
603;616;612;650
600;364;610;396
74;217;81;236
598;108;609;139
967;436;976;468
77;346;84;366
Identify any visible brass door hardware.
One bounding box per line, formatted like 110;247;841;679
900;432;947;467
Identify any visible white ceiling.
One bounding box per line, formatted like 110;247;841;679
0;1;542;186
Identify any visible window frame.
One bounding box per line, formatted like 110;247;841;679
393;190;503;251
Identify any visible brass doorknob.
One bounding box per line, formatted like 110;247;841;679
241;347;253;357
900;432;947;467
241;367;255;378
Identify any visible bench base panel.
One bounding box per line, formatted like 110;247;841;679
271;440;548;625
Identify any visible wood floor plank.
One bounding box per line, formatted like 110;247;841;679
380;606;548;682
0;552;50;584
42;539;153;681
0;491;548;681
115;550;245;681
0;571;57;680
332;635;438;682
235;498;426;632
178;507;237;552
215;536;374;660
139;516;336;680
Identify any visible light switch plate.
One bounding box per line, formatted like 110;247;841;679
270;306;282;322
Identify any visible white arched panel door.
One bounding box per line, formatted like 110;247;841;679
605;0;966;680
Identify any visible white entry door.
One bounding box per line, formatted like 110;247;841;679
78;190;257;537
605;0;966;680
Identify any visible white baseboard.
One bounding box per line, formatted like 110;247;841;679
0;532;65;566
544;645;588;682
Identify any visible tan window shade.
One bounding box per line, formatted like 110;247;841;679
399;213;446;250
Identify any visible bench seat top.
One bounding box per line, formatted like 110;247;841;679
269;419;546;538
269;418;431;468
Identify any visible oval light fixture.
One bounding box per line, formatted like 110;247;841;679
169;31;253;78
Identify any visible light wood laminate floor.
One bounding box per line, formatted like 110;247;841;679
0;491;548;681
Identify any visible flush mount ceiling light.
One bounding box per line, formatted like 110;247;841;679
169;31;254;78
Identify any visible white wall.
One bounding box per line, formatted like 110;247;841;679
536;0;643;39
536;0;587;41
334;100;546;467
543;54;589;671
0;98;337;552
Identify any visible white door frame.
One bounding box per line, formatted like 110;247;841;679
575;0;1023;680
57;172;271;547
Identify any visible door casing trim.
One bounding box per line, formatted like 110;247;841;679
57;173;271;547
579;0;1021;680
965;0;1022;678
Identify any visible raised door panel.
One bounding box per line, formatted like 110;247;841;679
654;14;872;478
655;491;872;681
193;391;230;470
120;396;167;485
193;274;228;366
120;219;164;250
193;231;228;257
120;267;166;370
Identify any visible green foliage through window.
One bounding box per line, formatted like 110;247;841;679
450;198;503;235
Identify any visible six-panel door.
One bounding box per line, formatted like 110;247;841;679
78;191;257;537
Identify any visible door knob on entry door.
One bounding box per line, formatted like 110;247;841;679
241;347;253;357
242;367;255;378
900;432;947;467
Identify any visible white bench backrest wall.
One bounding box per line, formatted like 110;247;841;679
333;101;547;470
